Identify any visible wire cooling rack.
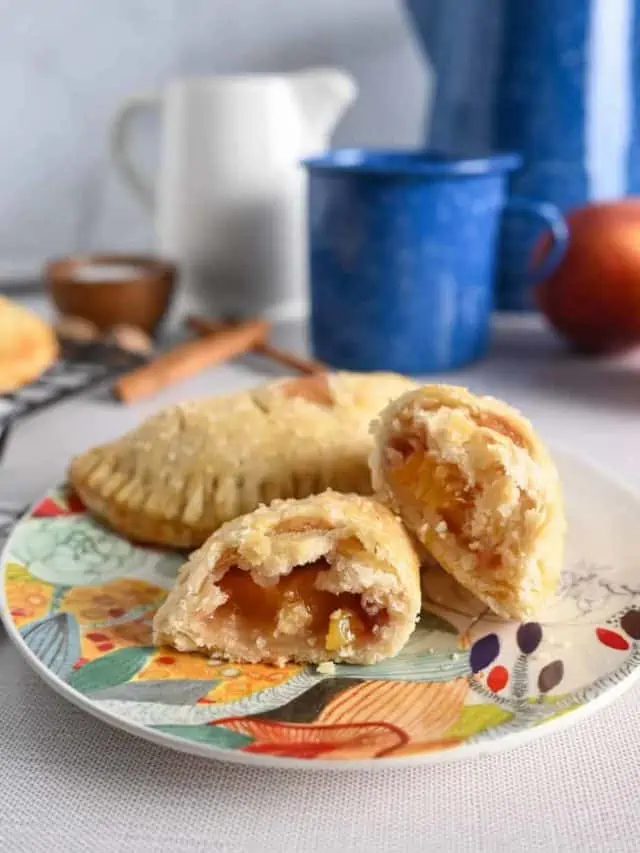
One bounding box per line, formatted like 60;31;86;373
0;338;148;546
0;338;147;466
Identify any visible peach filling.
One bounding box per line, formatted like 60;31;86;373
386;436;472;536
216;558;386;651
385;409;526;542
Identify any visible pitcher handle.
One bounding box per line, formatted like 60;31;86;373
110;92;160;212
505;196;570;283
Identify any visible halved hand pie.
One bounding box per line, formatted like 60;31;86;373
68;371;416;548
370;385;565;620
152;491;421;665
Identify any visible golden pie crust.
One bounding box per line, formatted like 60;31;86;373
370;384;565;620
0;296;58;393
69;371;416;548
153;490;421;665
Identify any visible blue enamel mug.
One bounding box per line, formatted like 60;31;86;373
303;150;568;373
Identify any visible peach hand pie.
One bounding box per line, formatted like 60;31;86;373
0;295;58;393
152;491;421;665
68;371;416;548
370;385;565;620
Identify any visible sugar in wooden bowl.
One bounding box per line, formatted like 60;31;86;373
45;254;176;335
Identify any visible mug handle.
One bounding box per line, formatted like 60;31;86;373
505;195;570;283
109;92;160;213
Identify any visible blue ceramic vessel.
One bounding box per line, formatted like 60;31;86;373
405;0;640;310
304;150;567;374
493;0;589;310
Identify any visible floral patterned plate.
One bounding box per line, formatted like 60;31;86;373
2;451;640;770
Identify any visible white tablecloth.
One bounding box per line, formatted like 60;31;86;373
1;314;639;852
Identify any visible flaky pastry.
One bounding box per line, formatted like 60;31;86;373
153;491;421;665
0;296;58;393
69;371;416;548
370;384;565;619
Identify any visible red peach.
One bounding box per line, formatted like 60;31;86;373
536;200;640;353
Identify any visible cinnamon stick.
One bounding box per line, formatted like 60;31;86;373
114;318;269;404
187;315;327;375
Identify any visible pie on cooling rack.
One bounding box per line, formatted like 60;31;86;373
0;296;58;393
153;491;421;666
370;384;565;620
68;371;416;548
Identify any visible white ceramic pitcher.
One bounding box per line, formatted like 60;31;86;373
110;70;357;321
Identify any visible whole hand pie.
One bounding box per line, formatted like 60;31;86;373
69;371;416;548
370;384;565;620
153;491;421;665
0;296;58;393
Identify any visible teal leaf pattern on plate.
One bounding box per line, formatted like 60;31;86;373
68;646;154;693
88;679;220;704
21;612;80;680
91;670;324;727
332;650;471;683
8;516;174;587
153;724;252;750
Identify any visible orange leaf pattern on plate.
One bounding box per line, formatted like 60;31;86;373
214;718;407;760
203;663;302;704
318;678;468;742
136;652;302;705
208;677;468;760
79;618;154;662
61;578;165;623
5;563;54;627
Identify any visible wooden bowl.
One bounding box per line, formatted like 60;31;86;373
45;254;177;335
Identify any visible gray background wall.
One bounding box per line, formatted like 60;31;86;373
0;0;430;278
